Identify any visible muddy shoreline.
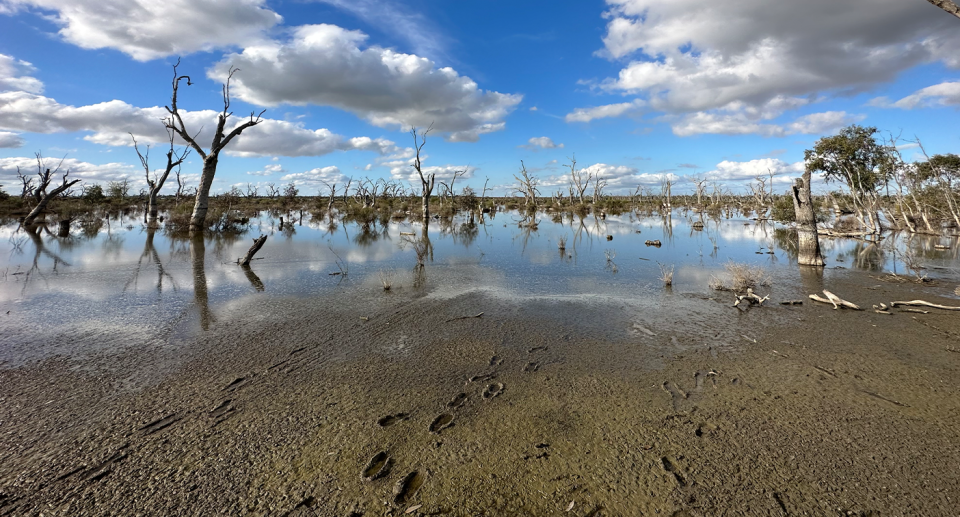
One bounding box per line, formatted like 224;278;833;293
2;273;960;516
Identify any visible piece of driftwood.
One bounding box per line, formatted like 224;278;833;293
644;240;662;247
734;288;769;308
809;290;861;310
890;300;960;311
445;312;484;323
900;308;930;314
239;235;267;266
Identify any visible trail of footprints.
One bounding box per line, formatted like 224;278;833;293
359;345;549;512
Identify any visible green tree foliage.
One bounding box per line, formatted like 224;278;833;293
804;125;893;194
83;184;106;203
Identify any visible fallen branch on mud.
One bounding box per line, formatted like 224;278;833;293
445;312;484;323
733;288;769;308
890;300;960;311
809;290;861;310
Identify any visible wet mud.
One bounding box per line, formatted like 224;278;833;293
1;275;960;515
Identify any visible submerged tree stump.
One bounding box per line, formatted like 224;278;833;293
791;169;825;266
240;235;267;266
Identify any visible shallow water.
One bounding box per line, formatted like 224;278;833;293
1;207;958;367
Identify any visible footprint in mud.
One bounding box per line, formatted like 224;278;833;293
138;413;182;436
482;383;505;400
466;373;496;385
224;376;251;392
522;361;541;373
361;451;393;481
660;456;687;487
662;370;722;411
447;393;468;409
377;413;410;427
74;445;130;483
528;346;548;353
428;414;454;434
489;355;503;367
209;400;238;426
393;471;425;506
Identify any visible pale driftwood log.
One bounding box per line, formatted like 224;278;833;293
890;300;960;311
734;288;769;308
240;235;267;266
809;290;861;310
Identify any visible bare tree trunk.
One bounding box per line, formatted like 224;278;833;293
928;0;960;19
792;169;825;267
190;157;218;229
23;173;80;226
240;234;267;266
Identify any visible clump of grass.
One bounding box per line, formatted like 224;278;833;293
658;262;675;287
954;285;959;297
557;235;567;251
710;262;771;292
378;269;395;291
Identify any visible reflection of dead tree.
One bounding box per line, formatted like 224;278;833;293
191;235;214;331
241;265;265;291
21;224;72;294
23;154;81;226
131;131;190;225
124;227;177;293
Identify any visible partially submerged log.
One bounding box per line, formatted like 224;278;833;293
239;235;267;266
890;300;960;311
734;288;769;308
645;240;662;247
809;290;861;310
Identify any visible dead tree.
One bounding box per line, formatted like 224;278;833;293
23;155;80;226
567;154;592;206
927;0;960;19
592;174;607;204
240;234;267;266
132;131;189;225
791;168;825;266
660;175;673;209
321;180;337;211
17;167;34;201
163;60;265;231
411;127;435;220
514;161;540;208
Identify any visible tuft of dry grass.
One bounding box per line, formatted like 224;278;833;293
658;262;675;287
378;269;395;291
557;235;567;251
955;285;960;297
710;262;771;292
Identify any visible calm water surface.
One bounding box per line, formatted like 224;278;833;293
1;208;958;366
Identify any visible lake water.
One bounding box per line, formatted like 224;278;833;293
1;207;958;367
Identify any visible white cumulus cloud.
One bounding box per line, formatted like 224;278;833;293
208;24;522;142
1;0;281;61
870;81;960;109
521;136;564;150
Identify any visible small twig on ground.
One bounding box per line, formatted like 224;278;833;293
445;312;484;323
891;300;960;311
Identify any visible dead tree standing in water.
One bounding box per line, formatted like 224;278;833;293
411;127;435;220
163;60;265;231
792;168;825;266
132;131;190;225
23;155;80;226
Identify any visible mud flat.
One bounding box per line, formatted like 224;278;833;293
2;274;960;516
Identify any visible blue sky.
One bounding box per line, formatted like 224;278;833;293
0;0;958;197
